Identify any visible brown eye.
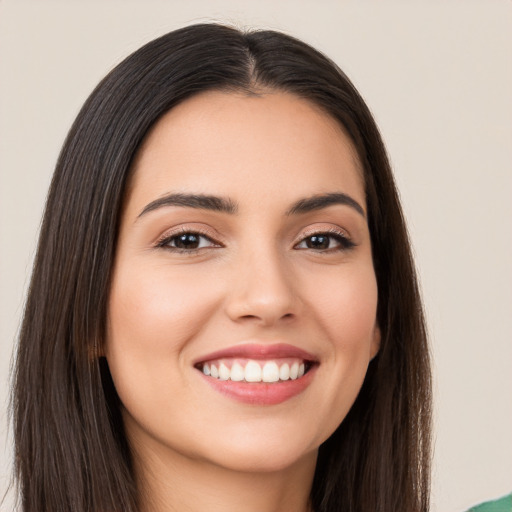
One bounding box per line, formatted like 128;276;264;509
173;233;201;249
157;231;219;251
305;235;330;250
295;231;355;252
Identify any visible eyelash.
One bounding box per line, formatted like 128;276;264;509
155;227;355;254
155;227;221;254
295;227;356;252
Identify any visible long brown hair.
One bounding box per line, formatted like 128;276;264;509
12;23;431;512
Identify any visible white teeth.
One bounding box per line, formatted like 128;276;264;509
218;363;230;380
230;362;245;381
279;363;290;381
245;361;262;382
201;359;311;383
262;361;280;383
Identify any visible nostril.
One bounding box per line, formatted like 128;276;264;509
236;312;296;325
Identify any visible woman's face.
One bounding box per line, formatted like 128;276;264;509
106;91;380;473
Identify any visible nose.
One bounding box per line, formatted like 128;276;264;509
224;247;301;326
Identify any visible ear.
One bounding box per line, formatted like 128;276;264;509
370;324;381;361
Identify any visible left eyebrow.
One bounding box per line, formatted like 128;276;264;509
285;192;366;218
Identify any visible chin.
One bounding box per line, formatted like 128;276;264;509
207;445;317;474
191;427;321;474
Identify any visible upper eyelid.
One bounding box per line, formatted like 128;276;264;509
294;229;355;251
155;226;222;247
155;226;353;251
295;226;352;245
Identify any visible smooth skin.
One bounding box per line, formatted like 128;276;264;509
106;91;380;512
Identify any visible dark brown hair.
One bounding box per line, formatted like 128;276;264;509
12;23;431;512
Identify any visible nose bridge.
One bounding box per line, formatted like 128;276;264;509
225;238;299;325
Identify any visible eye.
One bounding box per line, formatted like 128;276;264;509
157;230;220;252
295;230;355;252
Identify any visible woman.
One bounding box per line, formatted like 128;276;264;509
12;23;431;512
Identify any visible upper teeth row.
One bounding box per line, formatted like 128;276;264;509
203;360;306;382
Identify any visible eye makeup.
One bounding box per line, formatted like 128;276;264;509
155;226;222;254
294;226;356;253
154;225;356;255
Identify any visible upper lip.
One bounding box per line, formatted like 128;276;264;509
194;343;318;365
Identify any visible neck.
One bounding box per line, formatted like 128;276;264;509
132;439;317;512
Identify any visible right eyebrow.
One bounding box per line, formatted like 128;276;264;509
136;193;238;220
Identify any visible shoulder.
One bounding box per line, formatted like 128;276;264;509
467;493;512;512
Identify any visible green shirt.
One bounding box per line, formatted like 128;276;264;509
467;494;512;512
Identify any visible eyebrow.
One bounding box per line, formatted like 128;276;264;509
137;191;365;220
285;192;365;218
137;193;238;218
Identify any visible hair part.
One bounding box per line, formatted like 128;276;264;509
12;23;431;512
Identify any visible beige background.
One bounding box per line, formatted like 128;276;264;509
0;1;511;510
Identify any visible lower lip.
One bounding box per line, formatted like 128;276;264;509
198;365;317;405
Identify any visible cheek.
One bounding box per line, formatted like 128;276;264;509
107;261;218;354
104;261;225;438
306;263;379;350
105;261;224;407
302;264;378;432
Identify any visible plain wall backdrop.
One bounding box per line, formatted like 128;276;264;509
0;1;511;511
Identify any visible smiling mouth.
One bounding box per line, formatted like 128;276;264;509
195;358;315;383
194;344;319;404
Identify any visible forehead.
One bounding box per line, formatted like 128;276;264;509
126;90;365;213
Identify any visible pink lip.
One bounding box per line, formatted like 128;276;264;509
194;343;318;405
194;343;317;365
199;365;317;405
